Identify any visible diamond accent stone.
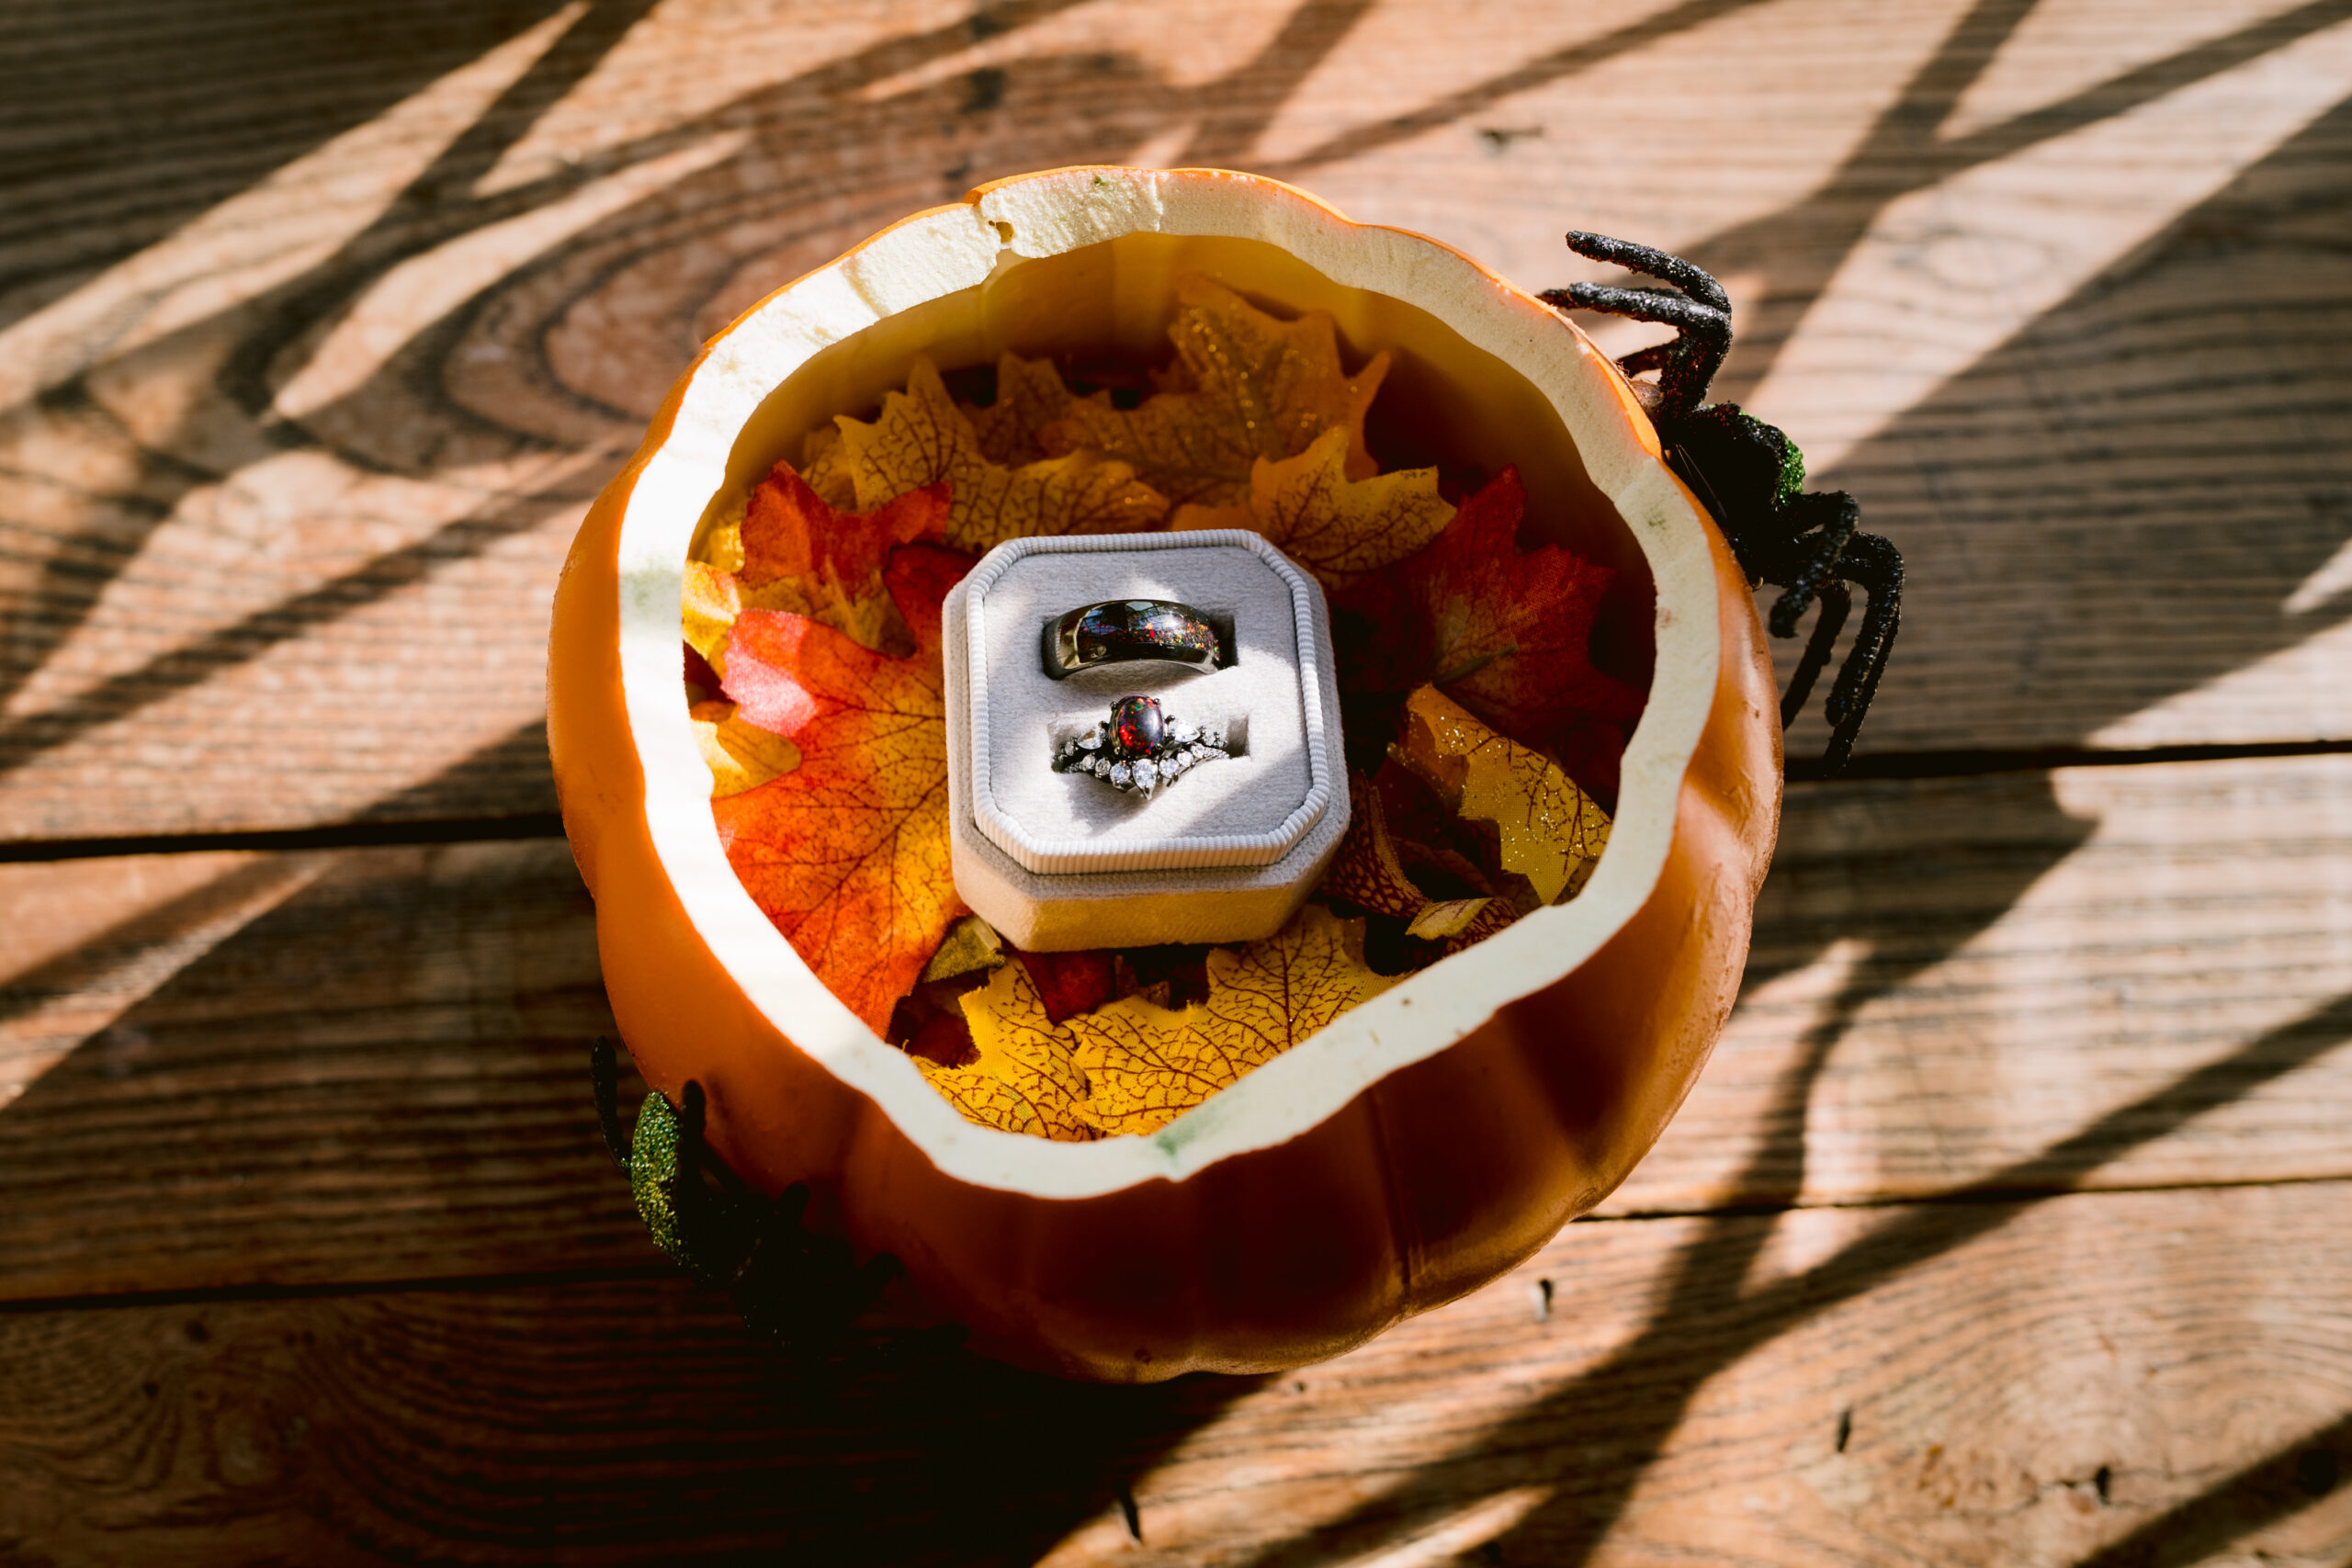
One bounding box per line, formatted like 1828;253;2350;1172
1170;721;1198;744
1133;758;1158;787
1091;756;1112;776
1079;730;1101;750
1109;761;1133;787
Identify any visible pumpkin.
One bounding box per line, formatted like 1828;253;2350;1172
547;167;1781;1381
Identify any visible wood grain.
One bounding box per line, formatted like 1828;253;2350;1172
2;752;2346;1307
2;0;2347;840
0;1180;2343;1566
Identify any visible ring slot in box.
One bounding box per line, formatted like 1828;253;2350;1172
944;530;1351;951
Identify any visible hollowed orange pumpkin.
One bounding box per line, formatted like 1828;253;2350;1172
547;167;1781;1381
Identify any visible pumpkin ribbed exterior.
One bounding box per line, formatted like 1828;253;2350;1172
548;168;1780;1381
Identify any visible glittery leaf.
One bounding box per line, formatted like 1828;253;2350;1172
1171;425;1453;590
1401;685;1611;906
1041;275;1389;506
832;355;1168;553
713;545;974;1034
966;351;1103;466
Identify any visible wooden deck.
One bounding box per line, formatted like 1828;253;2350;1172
3;1;2348;1561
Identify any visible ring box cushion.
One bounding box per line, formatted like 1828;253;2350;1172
944;531;1351;951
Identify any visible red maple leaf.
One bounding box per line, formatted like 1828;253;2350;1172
713;543;974;1034
1337;466;1644;744
738;463;949;592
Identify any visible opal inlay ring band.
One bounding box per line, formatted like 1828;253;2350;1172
1044;598;1222;680
1053;695;1230;796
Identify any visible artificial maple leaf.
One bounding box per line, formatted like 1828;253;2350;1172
1041;275;1390;507
1323;773;1430;919
1068;906;1396;1136
1171;426;1454;590
1400;685;1611;907
798;424;859;509
830;356;1168;553
925;960;1098;1142
921;914;1005;984
1338;467;1644;743
965;351;1103;466
1011;945;1117;1025
711;545;973;1035
1322;773;1524;959
682;561;741;674
689;699;800;797
691;466;950;658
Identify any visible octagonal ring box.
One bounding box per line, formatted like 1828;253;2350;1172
944;530;1351;952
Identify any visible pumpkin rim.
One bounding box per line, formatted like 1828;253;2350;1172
610;166;1724;1200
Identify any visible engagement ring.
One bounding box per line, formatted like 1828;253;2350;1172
1051;694;1231;795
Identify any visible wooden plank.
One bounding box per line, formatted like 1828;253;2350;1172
0;1180;2344;1565
0;839;646;1303
3;751;2347;1306
4;1;2347;839
1605;750;2352;1213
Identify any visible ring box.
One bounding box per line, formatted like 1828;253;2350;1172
944;530;1351;951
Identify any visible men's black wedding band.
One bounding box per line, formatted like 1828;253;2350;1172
1042;598;1222;680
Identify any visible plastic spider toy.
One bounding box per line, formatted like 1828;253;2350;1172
1539;232;1903;771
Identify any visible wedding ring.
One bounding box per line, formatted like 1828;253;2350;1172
1044;599;1222;680
1051;694;1231;796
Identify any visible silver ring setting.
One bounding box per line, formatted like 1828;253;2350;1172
1045;599;1222;680
1052;694;1230;795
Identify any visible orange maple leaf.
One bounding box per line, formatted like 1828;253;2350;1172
712;544;973;1035
830;356;1168;553
1337;467;1644;743
1041;275;1389;507
1170;426;1454;591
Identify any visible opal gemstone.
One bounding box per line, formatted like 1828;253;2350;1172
1110;694;1165;757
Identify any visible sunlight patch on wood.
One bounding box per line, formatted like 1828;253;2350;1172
272;131;747;423
1747;16;2352;473
0;854;326;1110
0;4;591;410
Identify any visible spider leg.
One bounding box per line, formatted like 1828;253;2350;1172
1818;532;1904;768
1612;341;1679;379
1767;491;1860;637
1778;580;1849;729
590;1035;631;1174
1562;231;1732;311
1538;280;1732;417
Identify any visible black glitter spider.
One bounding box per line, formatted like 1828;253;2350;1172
591;1036;913;1350
1538;232;1903;771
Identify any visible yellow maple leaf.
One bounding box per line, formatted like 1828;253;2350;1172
831;356;1168;553
798;425;859;509
1172;426;1453;589
1042;275;1390;506
689;699;800;796
944;960;1098;1142
682;560;741;674
1069;906;1396;1136
1400;685;1611;906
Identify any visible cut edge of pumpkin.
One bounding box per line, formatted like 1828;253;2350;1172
607;166;1724;1201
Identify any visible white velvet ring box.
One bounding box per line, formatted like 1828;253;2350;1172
944;530;1351;951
